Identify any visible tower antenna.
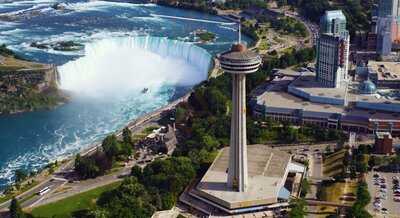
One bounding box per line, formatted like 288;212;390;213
238;22;241;44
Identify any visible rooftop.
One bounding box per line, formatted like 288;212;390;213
324;10;346;20
347;90;400;104
219;44;261;62
257;86;400;121
368;61;400;81
289;72;348;101
259;91;344;114
196;144;291;209
376;132;392;139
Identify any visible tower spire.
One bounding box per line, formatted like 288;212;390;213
238;22;241;44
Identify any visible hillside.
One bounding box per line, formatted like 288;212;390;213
0;45;67;114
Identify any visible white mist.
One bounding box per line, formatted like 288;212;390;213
58;36;211;97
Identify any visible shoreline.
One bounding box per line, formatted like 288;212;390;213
0;56;216;192
0;1;252;203
77;89;193;159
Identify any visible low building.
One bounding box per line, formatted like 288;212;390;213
374;132;393;154
368;61;400;89
180;145;305;215
250;70;400;135
142;125;177;155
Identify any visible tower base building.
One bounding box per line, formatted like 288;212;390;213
180;145;305;215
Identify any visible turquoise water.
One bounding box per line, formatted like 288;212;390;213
0;0;249;188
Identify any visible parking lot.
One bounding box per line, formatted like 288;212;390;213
367;172;400;217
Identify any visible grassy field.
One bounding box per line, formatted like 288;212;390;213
323;149;346;177
30;181;121;218
0;56;47;73
319;181;357;204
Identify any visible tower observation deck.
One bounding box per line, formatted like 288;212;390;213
172;16;304;216
219;43;261;192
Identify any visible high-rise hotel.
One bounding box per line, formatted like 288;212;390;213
316;10;350;88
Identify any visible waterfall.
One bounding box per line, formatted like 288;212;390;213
58;36;212;97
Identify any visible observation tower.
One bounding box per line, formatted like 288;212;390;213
219;43;261;192
178;19;304;216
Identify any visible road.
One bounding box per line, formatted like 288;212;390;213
0;90;187;212
0;177;66;210
310;152;323;180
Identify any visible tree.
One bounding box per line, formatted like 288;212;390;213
349;181;372;218
289;198;307;218
161;192;176;210
206;87;228;115
175;106;187;123
130;165;142;180
97;177;156;218
122;127;133;145
300;178;310;197
74;154;101;179
142;157;196;195
9;198;25;218
101;134;132;161
14;169;28;184
102;135;121;160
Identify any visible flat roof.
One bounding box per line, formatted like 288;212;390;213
376;132;392;139
347;91;400;104
368;61;400;81
252;70;400;121
258;89;400;121
196;145;291;209
260;91;344;113
290;72;347;100
324;10;346;20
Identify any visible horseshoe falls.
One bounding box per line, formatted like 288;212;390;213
0;0;250;189
59;36;211;97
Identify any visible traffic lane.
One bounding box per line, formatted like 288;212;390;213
0;178;65;210
312;153;323;178
20;178;66;208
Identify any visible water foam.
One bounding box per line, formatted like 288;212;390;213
59;36;211;97
64;1;155;12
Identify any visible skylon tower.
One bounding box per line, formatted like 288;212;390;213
219;43;261;192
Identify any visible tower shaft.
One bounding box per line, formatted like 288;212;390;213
228;73;248;192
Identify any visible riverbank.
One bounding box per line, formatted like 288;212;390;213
0;51;68;115
0;48;217;205
0;2;316;213
0;87;194;211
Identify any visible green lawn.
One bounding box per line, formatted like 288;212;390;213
323;149;346;177
30;181;121;218
319;181;357;205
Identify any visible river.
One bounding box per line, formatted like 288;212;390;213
0;0;250;189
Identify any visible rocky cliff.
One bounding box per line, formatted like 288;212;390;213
0;53;67;114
